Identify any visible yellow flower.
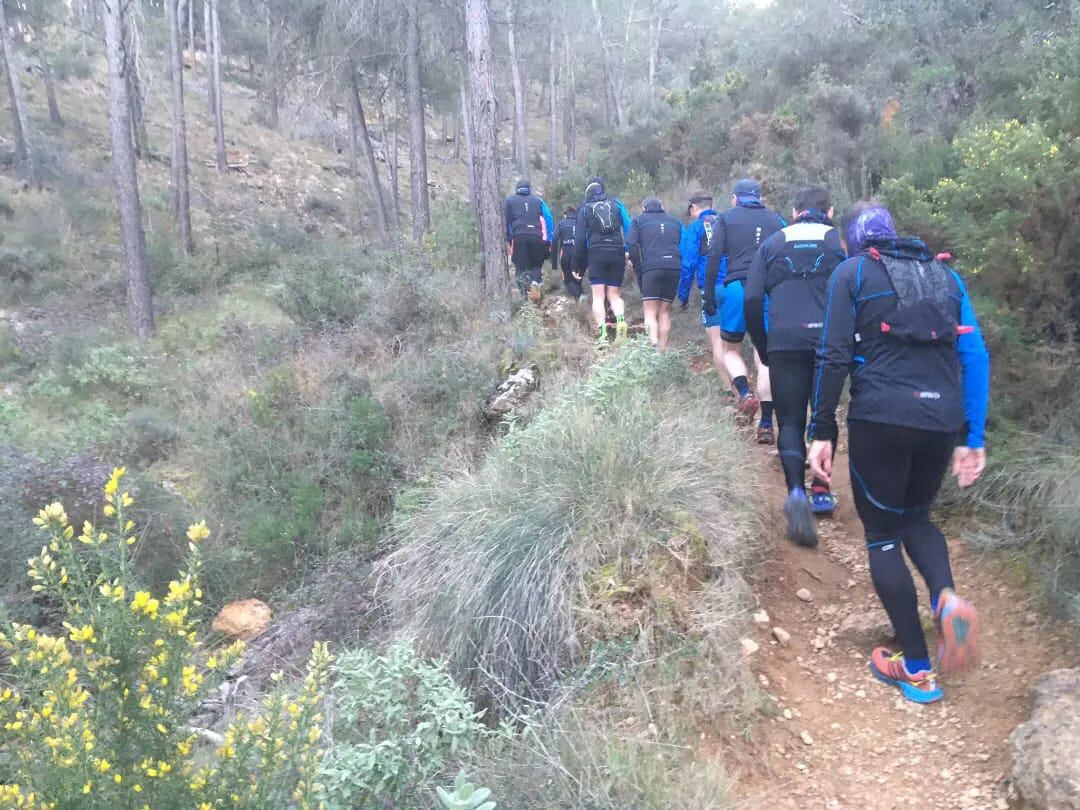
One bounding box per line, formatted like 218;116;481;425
82;781;92;794
67;625;95;644
96;760;111;774
186;521;211;544
104;467;126;496
103;505;116;517
34;503;69;528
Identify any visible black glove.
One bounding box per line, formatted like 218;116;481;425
679;299;689;312
702;298;718;317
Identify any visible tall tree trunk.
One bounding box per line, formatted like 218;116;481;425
460;80;475;208
452;105;460;161
76;0;90;57
0;1;33;180
464;0;506;297
186;0;194;56
210;0;227;171
548;26;557;177
647;0;661;99
123;10;149;159
506;0;527;175
203;0;213;115
38;46;63;126
167;0;193;253
563;32;575;164
404;0;429;240
265;2;279;129
377;89;401;230
590;0;625;128
102;0;154;340
348;69;391;244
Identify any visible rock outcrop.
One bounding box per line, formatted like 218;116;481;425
1011;668;1080;809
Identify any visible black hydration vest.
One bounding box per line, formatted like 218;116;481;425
586;198;623;251
851;249;967;433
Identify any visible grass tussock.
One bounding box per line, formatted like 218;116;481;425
966;421;1080;617
386;342;766;716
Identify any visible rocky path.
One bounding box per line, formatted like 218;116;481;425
732;444;1072;809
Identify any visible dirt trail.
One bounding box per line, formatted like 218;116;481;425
732;441;1072;809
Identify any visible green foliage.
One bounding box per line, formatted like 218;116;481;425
0;470;330;808
388;342;764;715
967;419;1080;616
319;641;491;810
437;773;497;810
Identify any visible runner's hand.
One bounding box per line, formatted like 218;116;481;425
808;440;834;485
702;299;718;317
952;446;986;488
679;299;689;312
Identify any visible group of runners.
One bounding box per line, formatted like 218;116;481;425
505;176;990;704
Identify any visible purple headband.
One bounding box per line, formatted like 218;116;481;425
846;205;898;256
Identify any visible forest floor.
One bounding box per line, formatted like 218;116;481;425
717;407;1073;809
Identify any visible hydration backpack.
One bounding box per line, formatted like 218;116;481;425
587;199;622;248
871;249;971;346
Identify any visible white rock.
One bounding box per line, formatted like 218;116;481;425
772;626;792;646
752;609;771;626
800;731;814;746
740;637;760;656
796;588;814;602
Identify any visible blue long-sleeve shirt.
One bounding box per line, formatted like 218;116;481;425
677;208;717;304
809;240;990;448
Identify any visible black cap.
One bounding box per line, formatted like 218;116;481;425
689;191;713;205
732;178;761;200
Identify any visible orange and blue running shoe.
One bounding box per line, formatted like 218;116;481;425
870;647;943;704
935;588;980;676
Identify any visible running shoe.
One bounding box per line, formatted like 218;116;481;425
736;392;760;418
529;281;543;304
783;489;818;548
756;422;775;445
870;647;943;704
935;589;980;676
810;489;837;515
596;324;609;344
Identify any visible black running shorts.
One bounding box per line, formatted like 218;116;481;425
640;268;679;302
588;253;626;288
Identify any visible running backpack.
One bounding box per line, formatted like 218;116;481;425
587;199;622;248
871;249;971;346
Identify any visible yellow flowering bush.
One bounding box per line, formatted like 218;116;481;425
0;468;330;809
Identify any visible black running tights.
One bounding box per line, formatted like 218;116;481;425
848;420;957;663
769;350;836;492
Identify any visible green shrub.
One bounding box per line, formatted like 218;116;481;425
0;469;330;808
387;342;765;715
437;773;497;810
967;422;1080;616
319;641;492;810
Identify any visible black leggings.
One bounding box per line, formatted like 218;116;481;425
559;252;582;298
511;235;546;293
848;420;957;663
769;350;836;492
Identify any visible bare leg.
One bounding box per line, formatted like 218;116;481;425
722;339;749;392
706;326;732;389
607;287;625;319
657;302;672;350
591;284;607;330
754;348;772;401
642;300;660;346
